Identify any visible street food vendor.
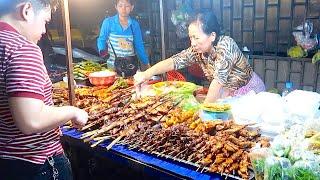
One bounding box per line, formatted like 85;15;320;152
97;0;150;77
0;0;88;179
134;12;265;103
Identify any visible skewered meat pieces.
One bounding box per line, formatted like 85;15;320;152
214;153;225;164
239;129;260;139
200;154;213;166
238;153;250;179
226;163;239;174
223;124;246;134
224;141;239;152
215;120;234;131
257;136;271;147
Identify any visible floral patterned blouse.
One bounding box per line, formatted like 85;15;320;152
171;36;253;90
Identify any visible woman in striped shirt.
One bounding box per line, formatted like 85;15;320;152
0;0;88;179
134;12;265;103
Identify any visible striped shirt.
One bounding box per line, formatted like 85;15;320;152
0;22;63;164
97;14;149;66
107;33;135;68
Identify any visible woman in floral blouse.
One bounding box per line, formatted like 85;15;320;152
134;12;265;103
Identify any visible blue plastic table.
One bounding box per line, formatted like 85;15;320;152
62;128;233;180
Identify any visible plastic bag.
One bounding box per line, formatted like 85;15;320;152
271;136;292;158
179;94;200;112
230;91;262;124
304;118;320;138
284;90;320;120
249;148;272;180
290;160;320;180
264;156;292;180
293;20;317;51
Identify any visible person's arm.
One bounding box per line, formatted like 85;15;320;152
6;44;88;135
97;18;110;55
204;79;223;103
145;58;175;77
134;58;174;83
134;47;197;84
132;21;149;65
9;97;87;135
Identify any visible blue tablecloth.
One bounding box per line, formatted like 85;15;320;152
62;128;224;180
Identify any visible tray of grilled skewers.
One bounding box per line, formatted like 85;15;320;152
68;94;270;180
53;82;271;179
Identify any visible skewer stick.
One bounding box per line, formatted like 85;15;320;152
93;135;112;141
65;120;72;126
106;134;124;150
81;130;98;139
200;167;206;173
173;148;188;158
91;139;105;148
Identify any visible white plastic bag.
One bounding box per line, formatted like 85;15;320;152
284;90;320;120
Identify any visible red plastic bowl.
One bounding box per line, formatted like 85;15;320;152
88;71;116;86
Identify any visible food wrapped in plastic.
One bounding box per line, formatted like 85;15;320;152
288;149;318;163
304;119;320;138
308;132;320;154
179;94;200;112
292;20;317;51
249;148;272;180
271;136;291;157
284;124;305;139
290;160;320;180
284;90;320;120
264;156;292;180
300;150;320;162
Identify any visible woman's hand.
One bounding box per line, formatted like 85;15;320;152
70;107;88;129
133;71;150;85
204;79;223;103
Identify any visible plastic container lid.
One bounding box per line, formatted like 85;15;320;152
199;110;231;121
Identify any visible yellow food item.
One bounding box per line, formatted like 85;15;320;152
312;50;320;64
202;103;231;112
287;46;307;58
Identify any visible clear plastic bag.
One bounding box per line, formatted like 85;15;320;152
249;148;272;180
271;136;292;158
264;156;292;180
290;160;320;180
293;32;317;51
289;149;306;163
293;20;317;51
179;94;200;112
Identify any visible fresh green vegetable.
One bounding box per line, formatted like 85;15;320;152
253;159;265;173
266;163;282;180
289;167;320;180
268;88;280;94
252;159;265;180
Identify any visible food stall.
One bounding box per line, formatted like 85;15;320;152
46;0;320;179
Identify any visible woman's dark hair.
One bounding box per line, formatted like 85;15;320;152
189;12;222;36
116;0;135;5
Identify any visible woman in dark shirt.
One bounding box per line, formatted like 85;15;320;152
134;12;265;103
